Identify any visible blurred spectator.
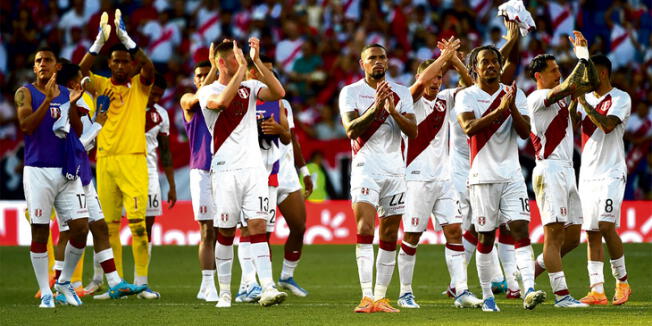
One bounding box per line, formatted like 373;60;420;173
313;105;346;141
276;21;304;73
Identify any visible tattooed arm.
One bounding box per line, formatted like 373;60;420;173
577;95;621;133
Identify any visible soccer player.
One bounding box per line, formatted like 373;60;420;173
140;73;177;299
526;30;598;308
577;54;632;305
456;45;546;312
16;48;89;308
180;55;218;302
54;61;146;302
197;38;287;308
79;10;155;295
339;44;417;313
398;37;483;309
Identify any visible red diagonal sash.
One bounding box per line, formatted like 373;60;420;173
610;31;629;51
469;90;508;165
581;94;611;148
145;109;162;132
351;92;400;155
199;14;220;36
281;42;303;70
551;8;570;30
212;86;250;154
536;101;570;159
405;99;447;166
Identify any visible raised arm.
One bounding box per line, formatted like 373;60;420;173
80;12;111;76
16;74;59;135
450;52;474;88
203;42;219;87
410;37;460;101
249;37;285;101
206;42;248;111
500;20;520;84
114;9;153;85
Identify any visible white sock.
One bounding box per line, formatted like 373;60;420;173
548;271;569;300
31;251;52;296
280;258;299;280
610;256;628;284
397;242;417;295
95;248;121;287
514;244;535;290
374;248;396;301
497;242;519;290
201;269;216;290
536;253;546;270
462;235;476;265
92;252;104;282
215;242;233;294
355;243;374;298
490;246;504;283
588;260;605;293
446;244;467;295
237;241;257;290
476;250;494;300
54;260;64;275
250;241;274;290
58;242;85;283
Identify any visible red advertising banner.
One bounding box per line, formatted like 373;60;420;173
1;200;651;245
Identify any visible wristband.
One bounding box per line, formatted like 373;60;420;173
574;46;589;60
299;166;310;178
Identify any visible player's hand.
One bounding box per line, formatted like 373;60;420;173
303;175;314;198
384;91;397;114
499;81;515;112
114;9;136;50
503;20;519;42
261;114;284;135
95;110;108;126
374;81;390;110
208;42;216;67
45;73;59;100
569;30;588;48
90;12;111;55
69;84;84;104
437;37;461;62
248;37;260;62
167;187;177;209
233;41;247;67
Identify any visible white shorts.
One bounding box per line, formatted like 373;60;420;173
190;169;215;221
146;169;163;216
580;174;626;231
60;180;104;232
532;162;582;226
351;173;406;218
451;171;472;231
277;158;302;204
403;180;461;233
240;186;277;233
23;166;88;225
469;179;531;233
212;168;269;228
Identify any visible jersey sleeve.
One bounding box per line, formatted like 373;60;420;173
282;99;295;129
454;89;475;115
515;88;529;116
159;106;170;136
398;87;414;115
132;73;152;97
338;85;357;115
527;89;547;115
89;73;109;93
197;85;210;110
244;79;267;100
608;92;631;122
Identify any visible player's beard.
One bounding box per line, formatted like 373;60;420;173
370;70;385;80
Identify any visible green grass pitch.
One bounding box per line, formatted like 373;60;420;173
1;243;650;325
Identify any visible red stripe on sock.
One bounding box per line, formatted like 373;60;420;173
216;233;235;245
250;233;267;244
100;258;117;273
477;242;493;254
30;241;47;253
284;250;301;262
619;275;628;282
400;242;417;256
446;243;464;252
55;269;62;280
463;231;477;245
498;230;515;245
70;239;86;249
379;240;396;251
240;236;250;243
554;289;570;296
514;238;531;249
356;234;373;244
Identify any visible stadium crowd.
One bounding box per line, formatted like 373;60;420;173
1;0;651;201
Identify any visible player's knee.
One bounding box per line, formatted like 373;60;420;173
357;223;374;236
508;221;529;240
218;227;236;238
30;224;50;243
128;219;147;237
379;227;398;242
444;225;462;242
598;222;616;237
402;232;421;246
563;235;580;251
202;226;215;243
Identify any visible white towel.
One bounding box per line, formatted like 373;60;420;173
52;101;71;139
497;0;537;37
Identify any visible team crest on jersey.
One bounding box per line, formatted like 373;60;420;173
34;209;43;217
478;216;486;226
199;206;207;214
560;207;567;216
361;187;369;195
150;111;160;123
220;213;229;221
434;99;447;112
50;106;61;119
238;87;250;99
598;98;612;112
411;217;419;226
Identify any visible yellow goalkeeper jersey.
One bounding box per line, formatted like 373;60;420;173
90;73;151;157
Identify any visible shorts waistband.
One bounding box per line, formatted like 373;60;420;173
535;159;573;169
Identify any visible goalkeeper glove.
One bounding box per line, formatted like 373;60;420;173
89;12;111;55
114;9;137;52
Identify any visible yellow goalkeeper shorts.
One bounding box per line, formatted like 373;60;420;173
96;154;148;223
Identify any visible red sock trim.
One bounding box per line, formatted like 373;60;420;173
356;234;373;244
240;236;250;243
70;238;86;249
477;242;493;254
30;241;47;253
379;240;396;251
100;259;117;273
619;275;628;282
463;231;477;245
55;269;62;280
514;238;531;249
498;230;515;245
446;243;464;252
250;233;267;244
400;242;417;256
554;289;570;296
216;233;235;246
284;250;301;262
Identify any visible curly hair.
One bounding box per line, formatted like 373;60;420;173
467;45;503;80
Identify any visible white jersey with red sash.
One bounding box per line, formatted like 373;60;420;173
454;84;529;185
145;103;170;171
403;90;454;181
580;88;631;180
338;79;414;177
198;79;267;173
625;112;652;174
527;89;573;162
